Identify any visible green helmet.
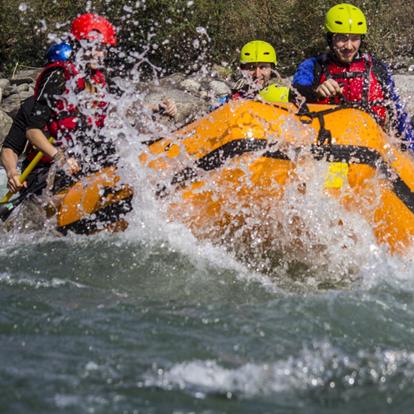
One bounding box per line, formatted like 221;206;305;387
325;3;367;35
259;84;289;103
240;41;277;65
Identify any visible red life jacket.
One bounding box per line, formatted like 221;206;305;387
27;61;108;163
318;53;387;124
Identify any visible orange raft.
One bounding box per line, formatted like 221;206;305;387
139;100;414;254
52;166;133;235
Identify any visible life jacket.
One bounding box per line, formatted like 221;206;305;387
318;53;387;124
27;61;108;163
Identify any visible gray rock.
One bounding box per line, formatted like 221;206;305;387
211;64;233;81
3;84;18;98
16;83;30;93
209;80;231;96
180;78;201;93
158;73;187;88
18;91;34;101
0;94;22;117
0;79;10;90
0;88;2;105
144;86;208;124
11;68;41;85
0;110;13;146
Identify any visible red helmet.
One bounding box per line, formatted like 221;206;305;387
71;13;117;46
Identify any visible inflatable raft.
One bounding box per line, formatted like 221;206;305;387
139;100;414;254
1;165;136;235
49;166;133;234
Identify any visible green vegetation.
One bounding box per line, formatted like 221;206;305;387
1;0;413;76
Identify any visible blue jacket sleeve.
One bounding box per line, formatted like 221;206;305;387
292;57;318;86
292;57;321;102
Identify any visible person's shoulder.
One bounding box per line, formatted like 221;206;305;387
293;55;325;86
298;56;318;68
20;96;35;117
297;54;327;71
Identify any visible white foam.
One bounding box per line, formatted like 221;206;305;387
0;272;86;289
144;342;414;398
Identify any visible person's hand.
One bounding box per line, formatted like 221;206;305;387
159;98;177;118
53;150;80;175
316;79;343;99
7;171;26;193
65;157;81;175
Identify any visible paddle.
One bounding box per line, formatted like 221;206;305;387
0;137;54;221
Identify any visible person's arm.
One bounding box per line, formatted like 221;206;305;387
25;128;79;174
0;148;25;193
1;97;37;193
292;57;328;102
25;128;58;159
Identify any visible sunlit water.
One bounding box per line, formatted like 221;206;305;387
2;21;414;414
2;144;414;414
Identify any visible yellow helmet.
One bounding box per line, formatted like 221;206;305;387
240;41;277;65
325;3;367;35
259;84;289;103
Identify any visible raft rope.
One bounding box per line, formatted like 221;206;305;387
157;137;414;215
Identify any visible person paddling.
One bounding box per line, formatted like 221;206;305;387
292;3;414;149
1;42;73;195
25;13;118;177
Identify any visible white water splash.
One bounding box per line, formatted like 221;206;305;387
143;342;414;398
0;272;86;289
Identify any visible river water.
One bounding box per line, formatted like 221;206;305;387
1;162;414;414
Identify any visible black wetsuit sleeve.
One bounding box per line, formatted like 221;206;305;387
26;68;66;130
2;96;35;156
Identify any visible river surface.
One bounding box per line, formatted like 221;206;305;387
1;177;414;414
1;79;414;412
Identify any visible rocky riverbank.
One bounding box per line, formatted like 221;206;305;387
1;66;414;145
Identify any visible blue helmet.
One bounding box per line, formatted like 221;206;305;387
46;42;73;63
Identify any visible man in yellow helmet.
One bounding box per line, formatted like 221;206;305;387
212;40;291;108
292;3;413;148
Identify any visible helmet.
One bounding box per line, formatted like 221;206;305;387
325;3;367;34
71;13;117;46
259;84;289;103
46;42;73;63
240;41;277;65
